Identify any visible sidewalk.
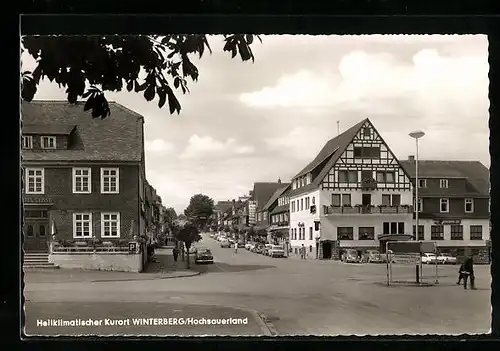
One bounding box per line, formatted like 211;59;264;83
24;301;271;336
24;248;200;284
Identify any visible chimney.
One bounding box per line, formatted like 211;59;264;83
278;177;281;184
408;155;415;162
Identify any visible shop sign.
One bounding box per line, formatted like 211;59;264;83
23;197;52;204
434;219;461;225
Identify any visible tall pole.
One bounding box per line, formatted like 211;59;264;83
337;121;340;136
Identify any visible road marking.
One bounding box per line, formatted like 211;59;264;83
214;263;228;272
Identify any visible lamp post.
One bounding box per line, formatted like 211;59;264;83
409;130;425;284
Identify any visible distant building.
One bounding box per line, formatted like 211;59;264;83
253;180;288;240
261;184;291;245
400;158;490;263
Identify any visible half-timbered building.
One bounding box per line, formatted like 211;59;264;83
288;118;414;260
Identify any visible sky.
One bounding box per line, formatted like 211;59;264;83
22;35;490;214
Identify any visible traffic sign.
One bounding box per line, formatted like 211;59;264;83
392;253;420;265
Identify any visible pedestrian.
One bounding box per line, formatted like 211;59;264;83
172;246;179;264
457;261;466;285
301;244;305;259
462;255;476;290
234;241;238;254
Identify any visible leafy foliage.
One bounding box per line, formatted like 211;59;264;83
171;219;202;269
163;207;178;233
21;34;262;118
184;193;215;229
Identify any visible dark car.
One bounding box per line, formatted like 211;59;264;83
194;248;214;264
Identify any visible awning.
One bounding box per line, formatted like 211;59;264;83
377;234;413;241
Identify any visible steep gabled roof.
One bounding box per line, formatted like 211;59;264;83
262;184;290;211
400;160;490;196
288;118;368;197
293;118;368;179
252;182;287;211
21;100;144;162
215;201;233;213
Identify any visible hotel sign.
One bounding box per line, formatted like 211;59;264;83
23;197;52;204
433;219;461;225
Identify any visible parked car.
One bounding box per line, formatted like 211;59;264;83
194;248;214;264
237;241;245;248
263;244;273;256
362;250;382;263
421;253;438;264
209;234;215;238
380;250;395;263
268;245;286;258
342;249;360;263
245;243;254;251
437;252;457;265
254;244;265;254
220;239;231;248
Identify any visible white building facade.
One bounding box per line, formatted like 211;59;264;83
289;119;414;259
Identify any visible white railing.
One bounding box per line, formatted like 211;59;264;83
324;205;413;215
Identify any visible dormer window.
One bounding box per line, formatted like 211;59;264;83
22;136;33;149
41;136;56;149
439;179;449;189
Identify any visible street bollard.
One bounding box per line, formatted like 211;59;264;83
415;264;420;284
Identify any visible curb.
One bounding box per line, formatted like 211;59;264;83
155;271;201;280
89;271;202;282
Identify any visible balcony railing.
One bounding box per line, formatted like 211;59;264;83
324;205;413;215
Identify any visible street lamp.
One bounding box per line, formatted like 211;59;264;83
409;130;425;284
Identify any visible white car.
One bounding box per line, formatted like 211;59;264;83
268;245;286;258
421;253;438;264
437;253;457;265
245;243;254;251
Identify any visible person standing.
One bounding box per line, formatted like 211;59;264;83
457;260;466;285
172;246;179;265
463;255;476;290
301;244;305;259
234;241;238;254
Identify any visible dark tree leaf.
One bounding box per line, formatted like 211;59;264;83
238;42;252;62
126;80;133;92
245;34;253;44
158;89;167;108
166;86;181;114
82;90;92;98
21;77;37;101
67;92;78;104
231;47;237;59
84;96;94;111
135;81;147;92
144;85;156;102
174;77;180;89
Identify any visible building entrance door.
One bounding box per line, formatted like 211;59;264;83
362;194;372;206
23;208;49;252
322;241;332;259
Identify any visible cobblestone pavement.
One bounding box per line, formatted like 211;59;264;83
24;234;491;336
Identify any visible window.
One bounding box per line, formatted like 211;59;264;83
263;212;267;220
440;198;449;213
312;197;315;205
291;201;296;212
309;245;313;253
431;225;444;240
390;222;397;234
101;213;120;237
376;171;394;183
416;198;423;212
440;179;449;188
341;194;351;206
382;194;391;206
354;147;380;158
337;227;354;240
305;197;310;209
300;199;304;211
26;224;34;237
413;225;424;240
470;225;482;240
22;136;33;149
358;227;374;240
73;213;92;238
309;227;313;240
361;170;372;180
338;170;358;183
39;225;46;237
41;136;56;149
418;179;427;188
73;168;91;193
296;200;299;212
25;168;44;194
101;168;119;193
451;225;463;240
383;222;390;234
362;127;371;139
465;198;474;213
392;194;401;206
397;222;404;234
332;194;341;206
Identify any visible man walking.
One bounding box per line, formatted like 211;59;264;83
172;246;179;266
462;254;476;290
457;260;466;285
234;241;238;254
301;244;306;259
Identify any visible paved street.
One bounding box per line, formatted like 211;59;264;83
24;233;491;336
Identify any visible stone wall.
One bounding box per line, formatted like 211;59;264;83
49;252;144;272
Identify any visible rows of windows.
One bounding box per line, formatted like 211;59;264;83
291;195;316;213
277;196;289;207
414;197;475;213
337;227;377;240
271;212;289;224
417;178;449;189
292;174;312;190
331;193;402;207
290;227;314;240
336;170;395;183
73;212;121;238
22;135;57;150
24;167;120;195
413;224;484;241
